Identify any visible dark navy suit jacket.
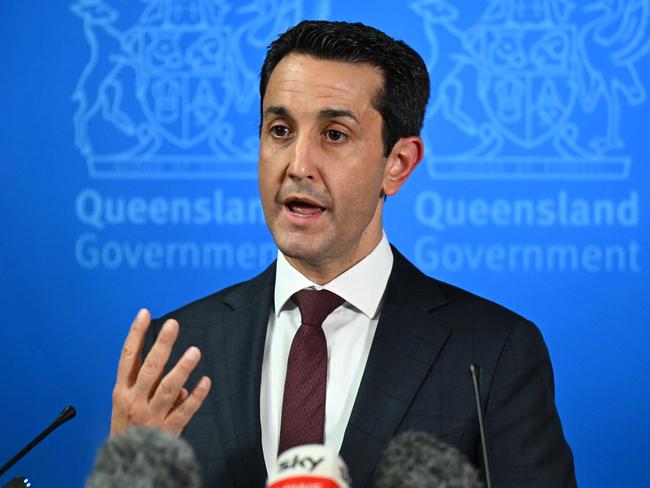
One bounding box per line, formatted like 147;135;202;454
144;248;576;487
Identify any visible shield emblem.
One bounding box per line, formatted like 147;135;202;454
136;28;231;148
476;25;577;148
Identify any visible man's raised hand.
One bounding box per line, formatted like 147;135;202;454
110;309;211;437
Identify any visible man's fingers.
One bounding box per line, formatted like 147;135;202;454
111;313;208;439
115;308;151;389
164;376;212;435
134;319;180;398
175;388;189;407
148;346;200;415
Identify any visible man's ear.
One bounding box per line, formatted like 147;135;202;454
382;136;424;196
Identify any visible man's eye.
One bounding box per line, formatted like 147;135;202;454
325;129;347;142
270;125;291;138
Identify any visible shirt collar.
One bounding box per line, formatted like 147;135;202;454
274;232;393;319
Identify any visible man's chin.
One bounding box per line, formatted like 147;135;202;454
278;245;321;263
276;239;327;266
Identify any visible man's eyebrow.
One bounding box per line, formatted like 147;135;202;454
262;106;359;124
263;106;290;119
319;108;359;124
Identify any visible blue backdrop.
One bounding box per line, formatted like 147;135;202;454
1;1;648;486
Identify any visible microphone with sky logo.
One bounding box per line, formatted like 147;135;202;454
266;444;351;488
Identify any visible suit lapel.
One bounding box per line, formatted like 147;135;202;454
340;249;451;487
211;263;275;487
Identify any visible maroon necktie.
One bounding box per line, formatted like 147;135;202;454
278;289;345;454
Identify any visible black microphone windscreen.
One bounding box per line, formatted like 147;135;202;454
377;431;482;488
86;427;200;488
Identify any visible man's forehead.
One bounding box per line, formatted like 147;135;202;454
265;55;382;97
262;54;383;119
271;52;384;80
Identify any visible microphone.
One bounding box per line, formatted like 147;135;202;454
470;363;493;488
0;405;76;477
2;477;31;488
2;476;32;488
266;444;351;488
86;427;200;488
376;431;482;488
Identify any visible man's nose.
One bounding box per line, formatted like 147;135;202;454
286;132;319;181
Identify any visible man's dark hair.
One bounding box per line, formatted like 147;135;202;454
260;20;430;156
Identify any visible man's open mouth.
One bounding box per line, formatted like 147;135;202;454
284;197;326;217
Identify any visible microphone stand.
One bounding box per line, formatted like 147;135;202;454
470;365;493;488
0;405;76;477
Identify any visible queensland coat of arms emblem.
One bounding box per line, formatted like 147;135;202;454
411;0;649;179
71;0;330;179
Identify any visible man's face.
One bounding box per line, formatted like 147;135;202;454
258;54;391;280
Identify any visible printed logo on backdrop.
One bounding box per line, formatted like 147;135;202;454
71;0;329;179
411;0;649;180
71;0;329;271
410;0;647;273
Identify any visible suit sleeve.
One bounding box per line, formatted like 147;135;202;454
484;320;577;487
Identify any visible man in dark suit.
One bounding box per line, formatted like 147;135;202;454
109;20;576;487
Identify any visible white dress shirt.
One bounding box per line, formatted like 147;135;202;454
260;232;394;472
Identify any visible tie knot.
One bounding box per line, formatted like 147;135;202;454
291;289;345;328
